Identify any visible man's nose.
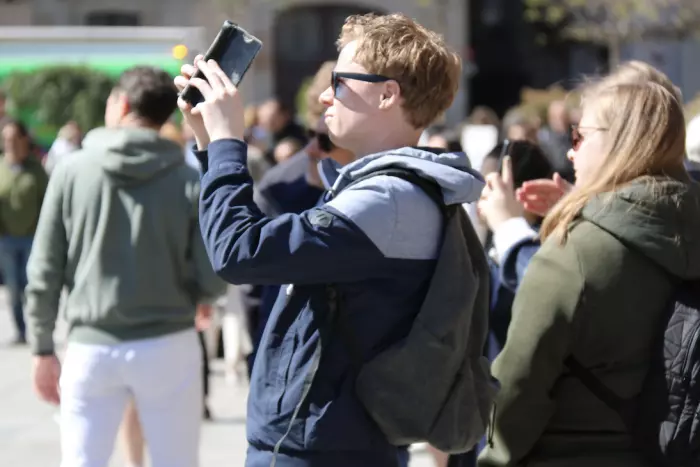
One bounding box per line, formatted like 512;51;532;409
319;86;334;106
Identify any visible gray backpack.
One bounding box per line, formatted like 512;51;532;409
329;167;498;454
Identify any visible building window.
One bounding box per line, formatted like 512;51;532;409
85;11;140;26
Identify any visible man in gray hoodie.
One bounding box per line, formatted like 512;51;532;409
25;66;224;467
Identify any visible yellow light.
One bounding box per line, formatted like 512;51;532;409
172;44;188;60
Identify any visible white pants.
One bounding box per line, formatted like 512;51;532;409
59;329;202;467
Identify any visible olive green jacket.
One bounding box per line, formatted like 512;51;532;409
479;175;700;467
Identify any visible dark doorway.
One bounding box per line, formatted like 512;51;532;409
467;0;605;118
273;5;381;111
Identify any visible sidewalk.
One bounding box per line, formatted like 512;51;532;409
0;287;435;466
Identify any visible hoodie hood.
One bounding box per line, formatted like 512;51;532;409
581;175;700;279
83;127;185;185
320;147;485;205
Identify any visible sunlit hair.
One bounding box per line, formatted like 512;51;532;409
599;60;683;103
541;76;686;243
305;61;336;127
337;13;462;129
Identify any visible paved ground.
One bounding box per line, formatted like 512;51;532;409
0;288;435;466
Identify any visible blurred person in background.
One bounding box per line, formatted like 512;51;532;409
159;120;186;147
179;120;204;171
25;66;224;467
468;105;501;128
537;100;575;182
685;114;700;181
118;111;219;467
273;136;303;164
424;125;464;153
501;109;539;144
461;105;500;172
243;104;264;149
256;98;307;165
252;62;339;219
241;104;271;182
45;121;82;175
0;91;9;152
0;119;48;345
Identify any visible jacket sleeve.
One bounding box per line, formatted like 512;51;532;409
25;162;68;354
491;217;540;292
499;240;540;292
196;139;396;286
189;186;228;304
478;237;585;467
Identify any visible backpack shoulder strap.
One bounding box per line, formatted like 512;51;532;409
330;166;449;367
564;356;637;428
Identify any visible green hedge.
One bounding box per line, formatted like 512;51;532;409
3;66;115;147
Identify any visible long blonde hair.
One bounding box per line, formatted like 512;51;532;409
540;71;687;243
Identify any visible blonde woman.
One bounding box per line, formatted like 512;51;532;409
478;67;700;466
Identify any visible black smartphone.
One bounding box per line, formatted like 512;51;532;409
179;21;263;106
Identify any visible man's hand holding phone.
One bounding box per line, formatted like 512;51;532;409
175;57;245;148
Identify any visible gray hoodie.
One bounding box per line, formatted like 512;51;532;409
25;127;225;354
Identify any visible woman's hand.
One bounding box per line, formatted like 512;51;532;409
515;173;572;217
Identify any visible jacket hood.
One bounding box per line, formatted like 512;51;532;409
82;127;185;185
320;146;485;205
581;175;700;279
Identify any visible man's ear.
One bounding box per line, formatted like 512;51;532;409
115;92;131;121
378;81;401;110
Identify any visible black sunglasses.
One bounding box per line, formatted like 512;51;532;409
307;129;335;152
331;71;392;95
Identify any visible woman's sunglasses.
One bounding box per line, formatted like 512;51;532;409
570;125;607;151
307;129;335;152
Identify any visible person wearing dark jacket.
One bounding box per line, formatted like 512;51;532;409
478;64;700;467
244;61;351;378
175;13;487;467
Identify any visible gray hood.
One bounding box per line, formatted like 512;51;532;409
320;147;485;205
82;127;185;185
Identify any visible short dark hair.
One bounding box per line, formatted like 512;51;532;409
115;67;177;126
485;140;554;189
3;118;29;138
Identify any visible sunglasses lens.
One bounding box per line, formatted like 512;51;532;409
571;128;581;151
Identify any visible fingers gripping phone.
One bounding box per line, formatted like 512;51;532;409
179;21;263;106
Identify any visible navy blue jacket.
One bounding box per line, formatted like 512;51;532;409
196;139;485;467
